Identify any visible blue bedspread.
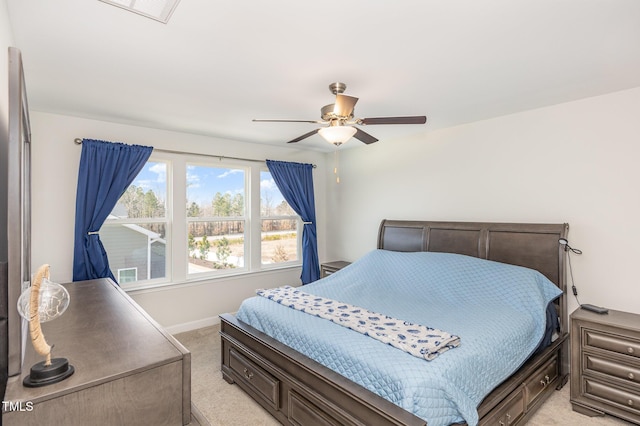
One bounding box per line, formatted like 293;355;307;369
236;250;562;426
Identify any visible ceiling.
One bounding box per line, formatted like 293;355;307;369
7;0;640;151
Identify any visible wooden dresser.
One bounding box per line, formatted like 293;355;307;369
2;278;191;425
570;308;640;424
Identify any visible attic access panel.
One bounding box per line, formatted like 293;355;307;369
99;0;180;23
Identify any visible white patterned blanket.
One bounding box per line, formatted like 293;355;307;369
257;286;460;361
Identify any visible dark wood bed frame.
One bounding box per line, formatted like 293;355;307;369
220;219;570;425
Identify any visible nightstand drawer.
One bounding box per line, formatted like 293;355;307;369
584;353;640;385
585;329;640;359
584;378;640;417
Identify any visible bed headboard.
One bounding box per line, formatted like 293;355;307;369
378;219;570;328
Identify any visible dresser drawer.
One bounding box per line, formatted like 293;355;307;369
584;353;640;385
585;329;640;359
524;355;558;406
584;378;640;417
229;348;280;409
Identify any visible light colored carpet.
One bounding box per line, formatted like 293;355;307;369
174;325;633;426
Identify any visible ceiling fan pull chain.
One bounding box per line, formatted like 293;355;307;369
334;149;340;184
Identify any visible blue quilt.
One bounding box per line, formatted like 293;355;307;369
236;250;562;426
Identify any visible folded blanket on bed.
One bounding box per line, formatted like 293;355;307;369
257;285;461;361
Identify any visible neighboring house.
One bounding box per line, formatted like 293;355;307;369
100;209;166;284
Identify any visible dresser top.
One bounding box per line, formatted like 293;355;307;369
4;278;186;403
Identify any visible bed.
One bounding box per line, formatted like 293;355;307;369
219;219;570;425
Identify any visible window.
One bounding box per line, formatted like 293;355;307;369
117;267;138;284
103;154;302;289
187;164;247;275
260;171;300;266
101;161;169;286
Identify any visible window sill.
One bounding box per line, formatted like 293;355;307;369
124;264;302;294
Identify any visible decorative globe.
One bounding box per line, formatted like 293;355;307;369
17;278;71;323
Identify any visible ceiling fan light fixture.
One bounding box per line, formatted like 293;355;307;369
318;126;357;145
253;82;426;145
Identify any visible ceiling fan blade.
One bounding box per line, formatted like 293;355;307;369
286;128;320;143
353;128;378;144
360;116;427;125
253;119;323;124
333;94;359;117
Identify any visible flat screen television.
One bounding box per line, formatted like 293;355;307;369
1;46;32;391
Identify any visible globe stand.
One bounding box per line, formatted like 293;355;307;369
17;264;74;388
23;357;75;387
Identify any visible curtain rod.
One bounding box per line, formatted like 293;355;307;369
73;138;316;168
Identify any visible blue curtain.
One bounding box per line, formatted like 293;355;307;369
266;160;319;284
72;139;153;283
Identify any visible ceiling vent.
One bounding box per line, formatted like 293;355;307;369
99;0;181;23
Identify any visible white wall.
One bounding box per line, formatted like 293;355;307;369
23;82;640;328
327;87;640;316
29;112;328;332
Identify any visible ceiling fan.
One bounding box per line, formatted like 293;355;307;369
253;82;427;146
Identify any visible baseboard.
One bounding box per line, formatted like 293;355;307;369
165;316;220;335
189;401;211;426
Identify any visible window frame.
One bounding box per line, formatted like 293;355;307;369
259;216;303;269
186;161;250;278
108;152;302;291
102;158;171;290
260;167;303;269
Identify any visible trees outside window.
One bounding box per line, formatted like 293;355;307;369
102;157;302;289
260;171;300;266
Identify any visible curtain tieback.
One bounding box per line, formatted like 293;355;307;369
87;231;100;235
302;221;313;225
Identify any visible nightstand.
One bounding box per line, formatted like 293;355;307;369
320;261;351;278
570;307;640;424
